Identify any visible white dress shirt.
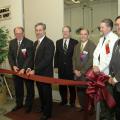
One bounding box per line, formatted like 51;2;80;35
93;31;118;75
38;35;45;44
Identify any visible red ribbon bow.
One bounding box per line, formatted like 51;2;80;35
85;69;116;110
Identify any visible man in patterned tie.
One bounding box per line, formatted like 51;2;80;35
28;22;55;120
8;27;34;113
54;26;78;107
73;28;96;111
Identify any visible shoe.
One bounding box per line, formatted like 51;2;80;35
11;105;23;112
70;103;75;107
59;102;67;106
25;106;32;113
40;115;51;120
34;107;43;113
78;107;84;112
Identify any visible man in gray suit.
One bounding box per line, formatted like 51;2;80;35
109;16;120;120
73;28;96;111
8;27;34;113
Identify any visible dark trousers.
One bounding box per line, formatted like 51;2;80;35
100;84;115;120
77;87;86;108
13;75;34;107
113;87;120;120
36;82;52;117
59;73;76;105
59;85;76;105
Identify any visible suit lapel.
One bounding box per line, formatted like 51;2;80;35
20;38;25;49
14;39;18;56
83;40;89;51
67;39;72;53
60;39;64;51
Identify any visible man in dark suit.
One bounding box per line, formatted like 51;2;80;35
54;26;78;107
109;16;120;120
8;27;34;113
28;22;55;120
73;28;96;111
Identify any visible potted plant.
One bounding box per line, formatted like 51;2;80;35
0;27;9;64
0;27;9;107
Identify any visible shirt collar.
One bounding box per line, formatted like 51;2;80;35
38;35;45;43
17;39;22;44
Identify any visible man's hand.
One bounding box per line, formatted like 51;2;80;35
13;66;19;72
93;66;100;73
26;68;32;76
74;70;81;77
28;70;35;75
54;68;58;73
18;69;25;75
108;77;118;86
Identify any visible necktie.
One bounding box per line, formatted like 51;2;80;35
102;36;106;46
63;40;67;54
98;36;106;61
34;41;40;62
80;43;84;51
16;41;21;66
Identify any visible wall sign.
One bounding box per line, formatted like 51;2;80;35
0;6;11;21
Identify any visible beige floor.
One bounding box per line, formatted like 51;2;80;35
0;97;15;120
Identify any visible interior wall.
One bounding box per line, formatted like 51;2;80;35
0;0;23;39
64;1;118;42
23;0;64;42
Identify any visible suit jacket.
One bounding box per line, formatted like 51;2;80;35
109;39;120;79
73;40;96;75
8;37;33;69
93;31;118;75
109;39;120;91
54;38;78;78
33;36;55;77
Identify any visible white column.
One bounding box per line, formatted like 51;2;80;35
118;0;120;15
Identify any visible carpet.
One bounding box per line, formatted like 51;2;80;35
5;99;95;120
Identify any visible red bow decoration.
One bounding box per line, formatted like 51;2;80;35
85;69;116;110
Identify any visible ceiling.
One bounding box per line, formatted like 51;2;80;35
64;0;117;7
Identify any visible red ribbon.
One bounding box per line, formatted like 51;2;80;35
0;68;87;86
85;69;116;110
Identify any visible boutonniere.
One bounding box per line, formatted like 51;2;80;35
105;42;110;54
21;48;27;57
82;51;88;55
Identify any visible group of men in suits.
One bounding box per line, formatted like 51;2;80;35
8;23;55;120
8;16;120;120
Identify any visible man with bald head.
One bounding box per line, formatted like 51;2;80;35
8;27;34;113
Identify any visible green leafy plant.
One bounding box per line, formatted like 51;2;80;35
0;27;9;64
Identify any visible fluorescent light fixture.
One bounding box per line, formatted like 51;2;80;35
71;0;80;4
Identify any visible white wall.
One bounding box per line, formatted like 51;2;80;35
0;0;23;39
24;0;64;42
65;1;118;42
